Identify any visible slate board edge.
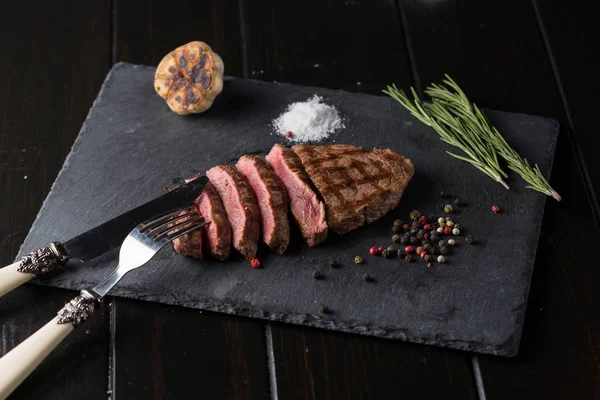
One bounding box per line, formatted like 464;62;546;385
15;62;561;358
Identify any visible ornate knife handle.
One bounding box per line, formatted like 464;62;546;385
0;289;101;399
0;242;69;297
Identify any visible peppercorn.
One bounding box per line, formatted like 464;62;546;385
492;205;500;214
410;228;418;235
452;228;461;235
250;258;261;268
416;230;425;240
429;247;439;255
416;246;424;255
391;235;400;243
330;259;341;268
423;243;432;251
424;233;430;241
392;224;402;233
424;254;432;262
312;271;322;279
286;131;293;138
437;217;445;224
409;236;418;244
363;273;372;282
320;305;329;314
427;262;433;268
418;215;427;224
393;219;403;226
354;256;363;264
423;224;432;231
447;239;456;246
454;223;460;230
444;226;452;235
400;235;409;245
430;233;439;242
437;255;446;263
437;227;444;234
378;246;385;253
409;210;421;220
397;249;406;258
444;204;454;213
440;190;449;198
420;251;427;259
421;238;430;245
454;198;462;207
404;255;413;263
370;246;379;256
386;246;396;258
439;246;448;255
465;235;474;244
446;221;454;228
405;245;414;253
428;213;435;221
439;204;446;211
381;249;389;258
445;217;452;222
411;220;420;229
403;223;410;231
439;221;446;228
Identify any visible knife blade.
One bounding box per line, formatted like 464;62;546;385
0;176;208;297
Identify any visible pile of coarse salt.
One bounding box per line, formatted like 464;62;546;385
272;95;345;143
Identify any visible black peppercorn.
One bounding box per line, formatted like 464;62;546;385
392;224;402;233
466;235;474;244
439;246;448;255
438;240;446;247
411;220;420;229
393;219;403;226
320;305;329;314
424;254;432;262
421;238;430;245
387;245;395;255
400;235;409;245
397;249;406;258
404;255;412;263
453;198;462;207
409;236;418;244
430;233;439;242
416;230;425;240
440;190;449;198
330;259;341;268
363;273;372;282
423;243;432;251
428;212;435;221
312;271;322;279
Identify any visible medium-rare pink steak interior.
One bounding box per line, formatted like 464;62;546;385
206;165;261;260
266;144;328;247
196;182;231;260
236;155;290;255
292;144;414;235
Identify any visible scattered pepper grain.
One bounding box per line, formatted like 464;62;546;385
465;235;474;244
444;204;454;213
354;256;363;264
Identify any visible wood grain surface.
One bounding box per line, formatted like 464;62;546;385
1;0;598;398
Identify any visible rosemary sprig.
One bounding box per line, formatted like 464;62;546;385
383;84;510;189
384;75;562;201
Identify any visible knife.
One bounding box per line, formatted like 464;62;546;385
0;176;208;297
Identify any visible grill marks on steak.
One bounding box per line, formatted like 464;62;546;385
196;182;231;260
266;144;327;247
236;155;290;255
206;165;260;260
292;144;414;235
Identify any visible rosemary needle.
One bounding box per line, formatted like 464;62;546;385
383;85;510;189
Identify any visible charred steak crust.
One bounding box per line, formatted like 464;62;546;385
196;182;231;260
206;165;261;260
172;209;203;259
292;144;415;235
236;155;290;255
266;144;327;247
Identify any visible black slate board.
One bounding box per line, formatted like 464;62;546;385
18;63;559;356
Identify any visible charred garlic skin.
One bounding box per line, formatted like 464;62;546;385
154;41;225;115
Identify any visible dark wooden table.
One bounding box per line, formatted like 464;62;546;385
1;1;599;399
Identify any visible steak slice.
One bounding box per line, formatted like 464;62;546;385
266;144;327;247
206;165;260;260
236;155;290;255
292;144;414;235
172;209;203;259
196;182;231;260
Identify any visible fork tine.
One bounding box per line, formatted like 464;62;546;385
139;206;195;233
150;215;205;241
163;220;210;242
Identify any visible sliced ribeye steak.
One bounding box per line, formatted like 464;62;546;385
266;144;327;247
172;209;204;259
292;144;414;235
206;165;260;260
236;155;290;255
197;182;231;260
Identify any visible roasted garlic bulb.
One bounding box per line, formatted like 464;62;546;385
154;41;224;115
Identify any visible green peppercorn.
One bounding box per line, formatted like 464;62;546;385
409;210;421;220
444;204;454;213
393;219;403;226
354;256;363;264
387;245;395;253
392;224;402;233
320;305;329;314
404;255;413;263
465;235;474;244
410;228;418;235
381;249;389;258
392;234;401;243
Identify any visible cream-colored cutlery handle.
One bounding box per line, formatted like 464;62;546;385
0;262;33;297
0;291;98;400
0;316;73;400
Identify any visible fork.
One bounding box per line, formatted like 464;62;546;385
0;205;207;400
